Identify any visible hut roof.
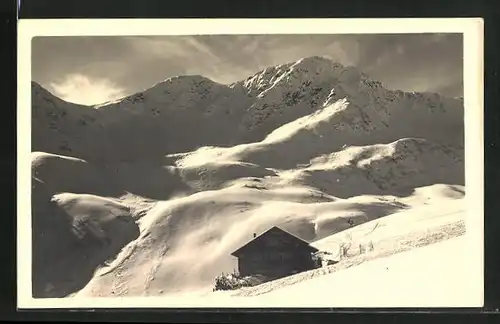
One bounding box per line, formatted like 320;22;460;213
230;226;318;257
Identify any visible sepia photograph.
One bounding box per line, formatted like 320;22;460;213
17;18;484;308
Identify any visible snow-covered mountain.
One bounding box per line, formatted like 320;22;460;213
29;56;465;299
32;56;463;163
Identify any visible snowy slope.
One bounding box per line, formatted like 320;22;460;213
217;236;474;308
66;236;477;308
72;183;464;298
254;236;477;308
69;192;470;306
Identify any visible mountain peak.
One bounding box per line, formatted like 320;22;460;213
290;56;361;81
163;74;216;84
32;81;52;96
31;81;60;101
293;55;343;68
32;81;43;89
145;74;220;94
236;56;369;99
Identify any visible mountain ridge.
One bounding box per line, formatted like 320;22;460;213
31;56;463;164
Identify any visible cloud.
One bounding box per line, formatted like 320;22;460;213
49;74;126;105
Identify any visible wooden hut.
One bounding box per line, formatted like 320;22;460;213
230;226;319;280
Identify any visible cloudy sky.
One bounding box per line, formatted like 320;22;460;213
32;34;463;105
